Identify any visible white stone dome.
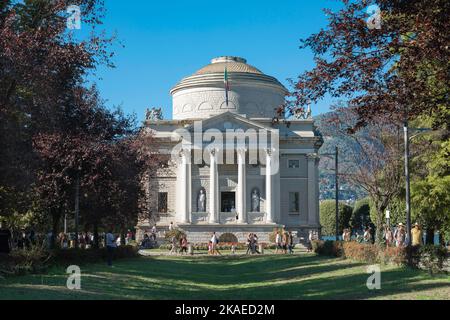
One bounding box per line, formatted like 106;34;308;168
170;56;288;120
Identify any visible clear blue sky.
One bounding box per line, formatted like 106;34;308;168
86;0;343;123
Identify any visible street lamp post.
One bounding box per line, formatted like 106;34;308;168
335;146;339;241
403;125;434;248
74;171;80;249
321;147;339;241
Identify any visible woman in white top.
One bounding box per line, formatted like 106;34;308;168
275;232;282;254
210;232;217;255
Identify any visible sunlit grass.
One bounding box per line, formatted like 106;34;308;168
1;254;449;300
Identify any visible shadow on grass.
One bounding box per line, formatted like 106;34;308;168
1;254;449;300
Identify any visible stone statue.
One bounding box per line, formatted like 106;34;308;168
293;105;311;119
197;189;206;212
251;188;260;212
145;107;163;121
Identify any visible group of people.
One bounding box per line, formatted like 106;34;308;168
141;224;158;248
384;222;423;247
246;233;260;254
170;234;189;255
274;229;295;254
338;222;424;248
57;232;94;249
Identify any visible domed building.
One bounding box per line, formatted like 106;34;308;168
137;56;322;244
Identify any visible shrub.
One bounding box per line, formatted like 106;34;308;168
342;241;378;264
416;245;448;274
350;197;371;230
319;200;353;236
164;229;186;241
1;245;50;276
0;245;139;277
378;246;407;265
313;240;448;272
51;245;139;265
312;240;343;257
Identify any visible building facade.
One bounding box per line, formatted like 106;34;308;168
137;56;323;243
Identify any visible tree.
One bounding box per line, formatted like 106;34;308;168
411;138;450;244
0;0;114;232
290;0;449;245
321;107;404;243
289;0;449;130
319;200;352;236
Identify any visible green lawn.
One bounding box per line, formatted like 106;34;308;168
1;254;449;300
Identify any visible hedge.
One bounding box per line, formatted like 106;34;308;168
0;245;139;277
319;200;353;236
312;240;449;273
350;197;371;230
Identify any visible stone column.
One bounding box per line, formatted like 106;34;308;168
307;153;319;225
265;148;274;223
178;148;191;223
209;148;219;223
237;148;247;223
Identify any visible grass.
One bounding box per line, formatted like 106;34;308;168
1;254;449;300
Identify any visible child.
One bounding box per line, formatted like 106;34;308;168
208;241;213;255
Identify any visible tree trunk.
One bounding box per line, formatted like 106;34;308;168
374;207;385;245
425;227;434;245
51;208;60;250
439;232;444;246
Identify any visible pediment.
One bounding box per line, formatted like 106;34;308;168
186;112;272;133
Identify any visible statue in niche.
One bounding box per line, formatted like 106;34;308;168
197;188;206;212
251;188;260;212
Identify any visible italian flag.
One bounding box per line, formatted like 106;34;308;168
224;66;230;105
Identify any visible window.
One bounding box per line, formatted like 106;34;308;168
221;192;236;212
288;159;300;168
289;192;300;213
158;192;168;213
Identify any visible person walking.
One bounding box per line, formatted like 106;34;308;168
288;231;294;254
307;230;313;252
363;227;372;243
275;230;282;254
394;223;406;247
180;235;188;254
170;235;178;255
282;230;288;254
253;234;260;254
246;233;252;254
105;229;117;267
210;232;221;255
384;226;394;248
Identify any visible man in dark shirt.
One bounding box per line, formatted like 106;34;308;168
0;223;12;254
